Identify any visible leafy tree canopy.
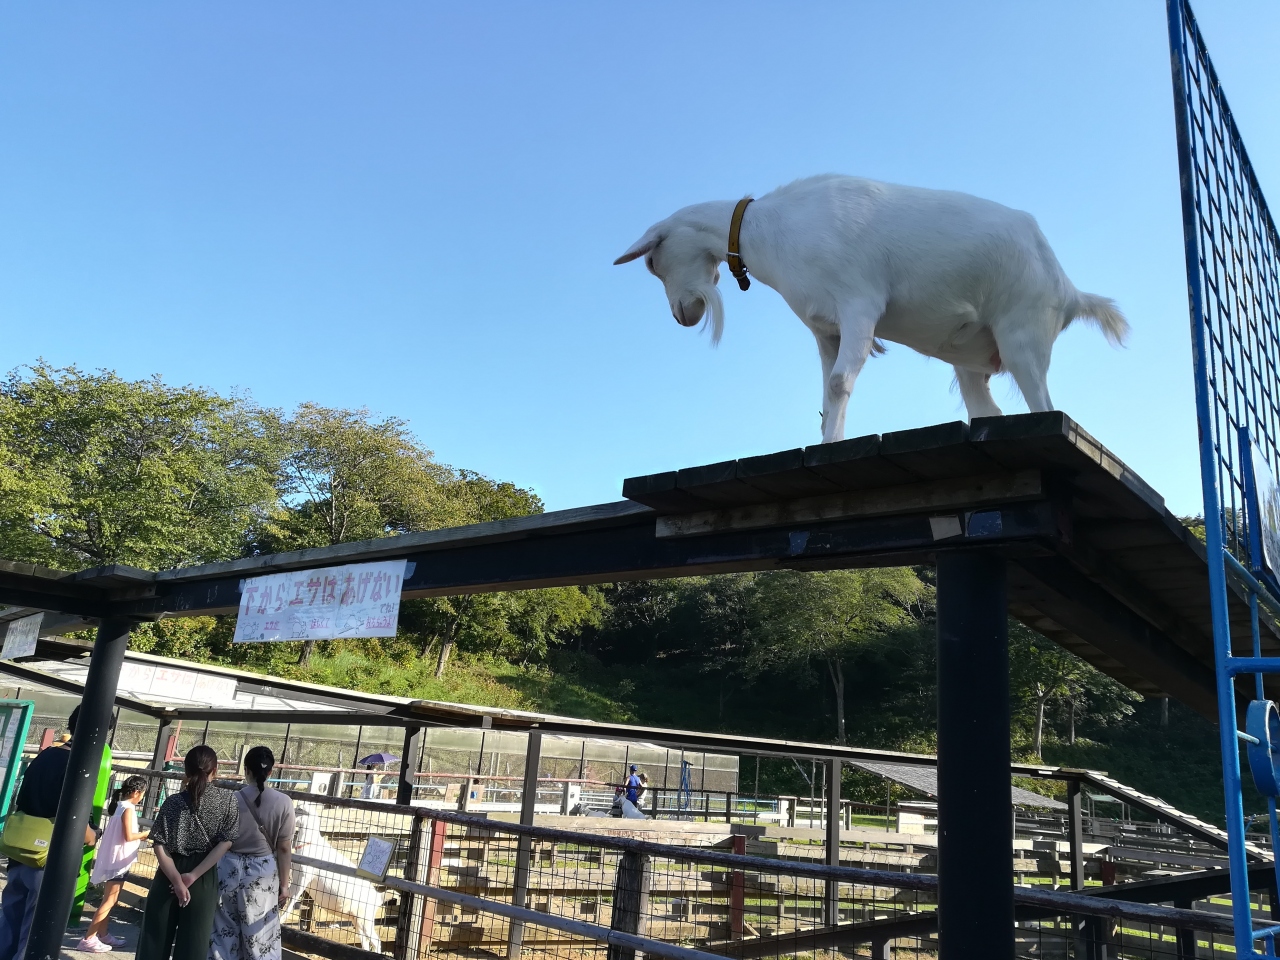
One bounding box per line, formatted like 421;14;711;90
0;362;278;569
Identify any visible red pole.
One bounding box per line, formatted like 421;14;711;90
418;819;449;955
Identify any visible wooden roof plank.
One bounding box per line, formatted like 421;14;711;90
735;449;841;500
800;433;917;489
876;421;1001;480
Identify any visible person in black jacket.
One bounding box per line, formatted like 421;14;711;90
0;707;99;960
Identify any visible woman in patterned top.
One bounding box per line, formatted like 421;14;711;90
138;746;239;960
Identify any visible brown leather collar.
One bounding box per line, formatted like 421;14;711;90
727;197;753;291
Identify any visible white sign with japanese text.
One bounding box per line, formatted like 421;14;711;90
232;560;407;643
0;614;42;661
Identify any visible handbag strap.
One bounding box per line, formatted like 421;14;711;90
242;787;278;848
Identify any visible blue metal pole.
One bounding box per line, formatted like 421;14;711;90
1166;0;1257;950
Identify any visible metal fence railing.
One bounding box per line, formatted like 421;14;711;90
93;765;1244;960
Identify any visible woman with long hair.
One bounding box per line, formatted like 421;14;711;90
138;746;239;960
209;747;294;960
77;775;150;952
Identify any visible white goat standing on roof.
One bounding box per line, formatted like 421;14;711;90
615;175;1128;443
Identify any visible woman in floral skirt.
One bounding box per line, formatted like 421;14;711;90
209;746;295;960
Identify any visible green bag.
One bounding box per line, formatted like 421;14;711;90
0;810;55;868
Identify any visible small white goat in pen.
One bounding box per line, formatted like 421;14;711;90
615;175;1129;442
283;803;384;953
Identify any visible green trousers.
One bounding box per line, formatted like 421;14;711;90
137;852;220;960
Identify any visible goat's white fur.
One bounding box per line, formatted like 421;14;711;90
283;803;384;953
616;175;1128;442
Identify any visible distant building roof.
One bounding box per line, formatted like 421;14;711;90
852;759;1068;811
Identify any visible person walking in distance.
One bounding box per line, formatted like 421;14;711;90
625;765;642;805
138;746;239;960
0;707;99;960
78;775;150;952
209;747;295;960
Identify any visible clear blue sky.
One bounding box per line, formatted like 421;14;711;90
2;3;1277;515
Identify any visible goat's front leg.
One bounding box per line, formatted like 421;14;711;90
822;299;884;443
954;366;1003;420
815;332;840;439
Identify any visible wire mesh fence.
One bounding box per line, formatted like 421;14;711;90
91;765;1245;960
1168;0;1280;953
1169;0;1280;561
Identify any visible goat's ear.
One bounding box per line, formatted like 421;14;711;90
614;232;661;265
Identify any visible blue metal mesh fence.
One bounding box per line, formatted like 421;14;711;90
1167;0;1280;954
1169;0;1280;554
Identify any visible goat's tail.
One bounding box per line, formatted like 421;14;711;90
1066;292;1130;347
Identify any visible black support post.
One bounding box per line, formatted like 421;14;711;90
936;552;1012;960
607;850;652;960
824;756;842;925
27;617;135;960
397;726;423;805
1174;900;1196;960
507;730;543;958
1067;780;1085;890
1068;779;1089;955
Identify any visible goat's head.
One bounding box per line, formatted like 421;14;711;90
292;801;323;844
615;218;724;345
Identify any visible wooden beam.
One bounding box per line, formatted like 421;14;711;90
0;567;109;618
1008;558;1219;719
122;501;1061;618
706;911;939;958
655;470;1043;537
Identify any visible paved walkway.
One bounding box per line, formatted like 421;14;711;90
0;874;139;960
60;912;139;960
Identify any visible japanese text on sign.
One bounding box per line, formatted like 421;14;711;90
0;614;41;661
232;561;408;643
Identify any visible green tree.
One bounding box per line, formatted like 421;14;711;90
0;362;278;570
406;586;603;679
1009;621;1140;757
258;403;482;665
259;403;567;671
747;568;930;743
260;403;471;551
501;587;606;665
403;472;547;678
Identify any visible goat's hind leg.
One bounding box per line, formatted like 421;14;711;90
994;325;1054;412
953;367;1003;420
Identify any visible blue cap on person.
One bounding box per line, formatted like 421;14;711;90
630;765;637;772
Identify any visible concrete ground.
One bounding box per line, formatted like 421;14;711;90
61;910;139;960
0;873;139;960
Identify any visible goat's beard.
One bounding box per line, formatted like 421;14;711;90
693;282;725;346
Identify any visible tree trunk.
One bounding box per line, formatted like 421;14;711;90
435;638;454;679
1068;701;1076;745
1033;697;1047;758
827;659;847;745
298;639;316;667
433;607;465;679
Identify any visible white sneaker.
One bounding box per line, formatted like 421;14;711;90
75;937;113;953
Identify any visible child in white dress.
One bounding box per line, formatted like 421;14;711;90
78;775;150;953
